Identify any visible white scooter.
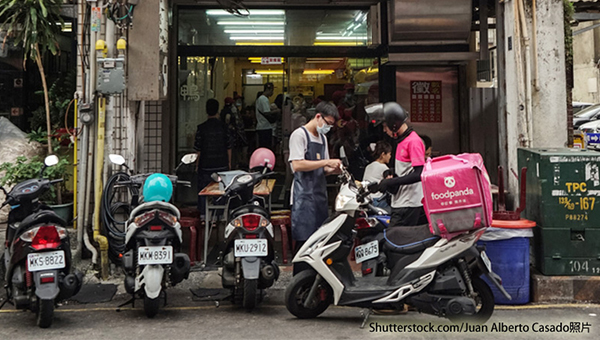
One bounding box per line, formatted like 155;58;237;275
285;148;510;325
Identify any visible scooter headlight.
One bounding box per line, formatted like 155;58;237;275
335;194;354;211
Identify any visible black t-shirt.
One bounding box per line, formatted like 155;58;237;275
194;117;232;170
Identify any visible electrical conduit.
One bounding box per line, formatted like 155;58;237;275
94;96;110;280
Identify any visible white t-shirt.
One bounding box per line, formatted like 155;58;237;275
363;161;389;199
288;126;329;203
255;95;272;130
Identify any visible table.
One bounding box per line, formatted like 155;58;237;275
198;179;276;266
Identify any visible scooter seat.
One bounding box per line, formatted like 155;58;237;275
230;204;270;219
13;209;66;240
382;225;440;255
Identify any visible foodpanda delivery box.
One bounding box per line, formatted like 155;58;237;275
421;154;493;239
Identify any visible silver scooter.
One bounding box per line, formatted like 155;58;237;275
285;148;510;325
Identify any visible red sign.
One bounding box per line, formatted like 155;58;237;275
410;81;442;123
261;57;282;65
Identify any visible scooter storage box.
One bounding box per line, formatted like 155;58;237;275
421;154;493;239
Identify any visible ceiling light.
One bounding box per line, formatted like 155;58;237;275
217;21;285;26
303;69;335;75
313;42;365;46
207;10;285;16
236;42;284;46
315;36;367;40
255;70;286;75
230;36;284;40
224;29;284;34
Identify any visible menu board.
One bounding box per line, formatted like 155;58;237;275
410;81;442;123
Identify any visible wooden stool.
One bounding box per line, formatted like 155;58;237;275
179;217;198;266
271;214;292;264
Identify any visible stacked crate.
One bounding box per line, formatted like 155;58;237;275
518;148;600;275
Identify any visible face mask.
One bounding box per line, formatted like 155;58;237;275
317;117;332;135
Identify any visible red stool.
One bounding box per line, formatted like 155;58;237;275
271;214;292;264
180;207;201;219
179;217;198;266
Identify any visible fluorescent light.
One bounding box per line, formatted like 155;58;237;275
207;10;285;16
217;21;285;26
303;69;335;75
313;42;365;46
236;42;284;46
255;70;286;75
315;36;367;40
230;36;284;40
224;29;284;34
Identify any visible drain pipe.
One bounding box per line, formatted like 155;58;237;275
517;0;534;148
93;94;110;280
532;0;540;92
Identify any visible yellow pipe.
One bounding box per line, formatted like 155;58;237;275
73;99;78;230
93;96;109;280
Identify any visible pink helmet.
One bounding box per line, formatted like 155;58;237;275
250;148;276;171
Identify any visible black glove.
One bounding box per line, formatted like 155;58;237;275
367;182;380;193
377;178;393;193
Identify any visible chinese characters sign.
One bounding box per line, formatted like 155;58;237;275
410;81;442;123
261;57;282;65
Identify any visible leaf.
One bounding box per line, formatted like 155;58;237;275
39;0;47;18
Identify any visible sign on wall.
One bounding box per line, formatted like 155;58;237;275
410;80;442;123
261;57;282;65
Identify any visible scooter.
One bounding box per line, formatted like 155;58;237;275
0;155;82;328
285;148;510;325
211;169;279;311
109;153;196;318
354;207;390;277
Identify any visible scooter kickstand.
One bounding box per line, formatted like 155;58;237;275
117;294;135;309
360;308;373;329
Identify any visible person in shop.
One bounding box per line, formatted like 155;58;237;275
195;98;232;217
255;82;280;150
368;102;428;227
420;134;433;160
288;101;342;275
221;97;247;169
363;141;393;213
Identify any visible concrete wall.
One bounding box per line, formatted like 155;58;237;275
500;0;567;205
573;21;600;103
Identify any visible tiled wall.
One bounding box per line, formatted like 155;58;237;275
144;101;163;173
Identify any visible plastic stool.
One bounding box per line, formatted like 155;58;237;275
179;217;198;266
271;214;292;264
180;207;201;219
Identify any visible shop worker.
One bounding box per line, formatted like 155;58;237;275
288;101;341;275
255;82;280;150
195;98;232;217
369;102;428;227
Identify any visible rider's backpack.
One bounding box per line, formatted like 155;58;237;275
421;153;493;239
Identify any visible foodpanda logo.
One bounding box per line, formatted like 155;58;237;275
431;188;475;200
444;177;456;188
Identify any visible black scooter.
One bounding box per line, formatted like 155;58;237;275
212;169;279;311
0;155;82;328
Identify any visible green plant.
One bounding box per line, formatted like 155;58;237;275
0;0;65;154
30;71;76;132
0;155;71;204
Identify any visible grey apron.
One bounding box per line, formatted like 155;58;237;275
291;127;329;241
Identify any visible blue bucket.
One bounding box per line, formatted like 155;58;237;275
477;237;530;305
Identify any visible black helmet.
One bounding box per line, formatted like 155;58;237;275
383;102;408;133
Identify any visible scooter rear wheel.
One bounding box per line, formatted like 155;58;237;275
36;298;54;328
285;270;332;319
448;276;495;324
243;279;258;311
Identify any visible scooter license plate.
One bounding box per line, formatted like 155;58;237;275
354;240;379;264
234;239;268;257
480;250;493;272
138;246;173;265
27;250;66;272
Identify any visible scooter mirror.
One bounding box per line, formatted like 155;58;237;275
211;173;221;183
44;155;59;167
181;153;198;165
109;154;126;166
339;147;349;167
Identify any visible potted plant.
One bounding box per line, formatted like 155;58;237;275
0;154;73;223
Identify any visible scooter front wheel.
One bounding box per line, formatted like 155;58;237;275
285;270;332;319
36;298;54;328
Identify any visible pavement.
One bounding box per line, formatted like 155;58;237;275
2;222;600;339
